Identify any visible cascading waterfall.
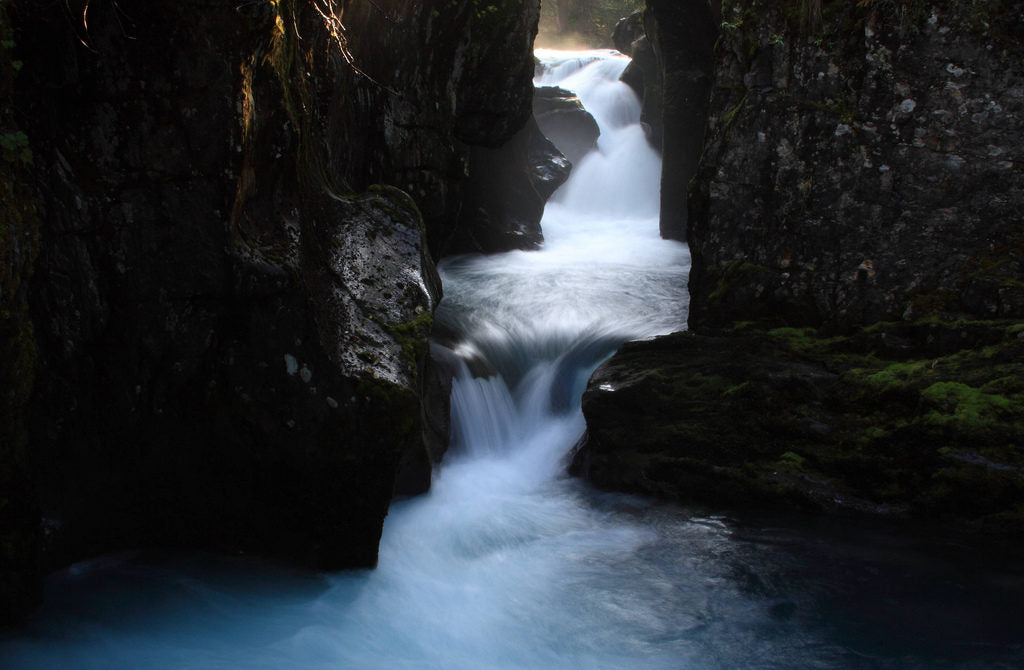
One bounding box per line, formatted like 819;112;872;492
2;50;1022;670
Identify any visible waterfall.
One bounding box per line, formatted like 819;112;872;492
3;50;1022;670
434;47;688;488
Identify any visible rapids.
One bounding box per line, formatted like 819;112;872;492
2;49;1022;670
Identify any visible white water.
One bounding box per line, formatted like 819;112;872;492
3;50;1023;670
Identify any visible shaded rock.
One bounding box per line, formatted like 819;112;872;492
336;0;545;257
614;11;662;148
646;0;718;241
0;6;42;620
688;0;1024;330
533;86;601;165
454;116;570;253
613;10;645;55
576;323;1024;531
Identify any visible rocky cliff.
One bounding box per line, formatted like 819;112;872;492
577;0;1024;533
1;0;544;625
690;0;1024;328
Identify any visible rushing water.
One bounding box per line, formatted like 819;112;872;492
3;50;1024;670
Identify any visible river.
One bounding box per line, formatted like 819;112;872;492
2;49;1022;670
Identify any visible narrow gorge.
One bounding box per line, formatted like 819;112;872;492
2;0;1023;667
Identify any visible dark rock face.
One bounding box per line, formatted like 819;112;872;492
336;0;544;257
615;11;664;152
613;10;646;55
533;86;601;165
646;0;717;240
688;0;1024;330
2;0;543;624
578;324;1024;530
454;116;570;253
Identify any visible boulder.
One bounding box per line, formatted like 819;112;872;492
533;86;601;165
576;323;1024;531
613;10;661;147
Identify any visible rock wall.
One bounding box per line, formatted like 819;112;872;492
2;0;542;624
335;0;554;256
646;0;717;241
689;0;1024;330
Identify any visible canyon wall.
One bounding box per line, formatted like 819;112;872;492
689;0;1024;329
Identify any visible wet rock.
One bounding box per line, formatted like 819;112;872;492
577;0;1024;545
533;86;601;165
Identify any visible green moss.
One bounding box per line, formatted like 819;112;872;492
721;91;748;136
767;326;847;354
367;185;424;232
708;260;771;303
723;381;752;396
386;311;434;364
854;359;934;392
921;381;1017;429
356;378;420;448
776;451;806;472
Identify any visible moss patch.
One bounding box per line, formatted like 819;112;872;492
386;311;434;365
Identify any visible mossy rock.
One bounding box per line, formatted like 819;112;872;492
578;319;1024;533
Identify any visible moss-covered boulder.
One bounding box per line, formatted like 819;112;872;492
576;320;1024;532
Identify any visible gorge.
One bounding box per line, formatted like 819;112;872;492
2;0;1024;666
4;44;1022;670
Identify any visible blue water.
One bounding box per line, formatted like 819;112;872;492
3;50;1023;670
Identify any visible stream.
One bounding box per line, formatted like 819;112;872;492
2;49;1023;670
